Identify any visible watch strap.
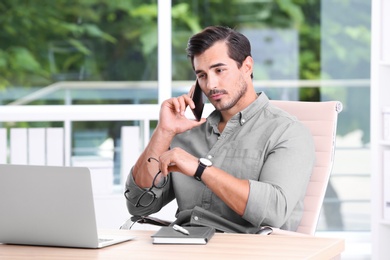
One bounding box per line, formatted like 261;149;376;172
194;163;206;181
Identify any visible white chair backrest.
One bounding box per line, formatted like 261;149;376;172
270;100;342;235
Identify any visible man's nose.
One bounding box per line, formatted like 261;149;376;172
206;75;218;91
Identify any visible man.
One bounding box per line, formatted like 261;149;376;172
125;26;315;233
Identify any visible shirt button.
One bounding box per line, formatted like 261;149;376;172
241;119;246;124
207;155;213;159
193;216;199;221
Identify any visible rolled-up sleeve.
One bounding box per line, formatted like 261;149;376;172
243;121;315;230
125;167;175;217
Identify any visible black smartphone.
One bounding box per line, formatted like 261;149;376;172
191;80;204;121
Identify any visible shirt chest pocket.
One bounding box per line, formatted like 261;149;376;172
218;149;263;180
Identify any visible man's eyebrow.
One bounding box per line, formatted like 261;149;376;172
210;62;227;69
195;63;227;75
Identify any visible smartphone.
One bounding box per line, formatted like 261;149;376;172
191;80;204;121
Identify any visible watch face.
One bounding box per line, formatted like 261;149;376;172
200;158;212;167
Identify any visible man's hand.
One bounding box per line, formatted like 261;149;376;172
157;94;206;136
157;147;199;178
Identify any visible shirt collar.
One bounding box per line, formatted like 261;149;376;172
207;92;270;127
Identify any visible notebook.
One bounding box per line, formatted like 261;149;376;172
0;164;134;248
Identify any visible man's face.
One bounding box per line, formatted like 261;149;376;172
193;41;252;113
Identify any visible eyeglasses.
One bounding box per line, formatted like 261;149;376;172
124;157;168;207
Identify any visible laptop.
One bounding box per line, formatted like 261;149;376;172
0;164;135;248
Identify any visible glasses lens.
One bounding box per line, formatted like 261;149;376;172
153;172;168;189
137;191;155;207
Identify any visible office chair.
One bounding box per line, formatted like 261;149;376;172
269;100;342;235
121;100;342;235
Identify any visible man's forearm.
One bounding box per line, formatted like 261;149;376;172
201;166;250;216
132;126;175;188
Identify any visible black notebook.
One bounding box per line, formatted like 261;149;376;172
151;226;215;245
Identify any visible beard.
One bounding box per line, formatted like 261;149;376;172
210;74;248;112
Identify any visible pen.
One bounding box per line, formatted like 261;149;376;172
173;224;190;235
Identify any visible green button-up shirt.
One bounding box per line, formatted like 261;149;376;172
126;92;315;232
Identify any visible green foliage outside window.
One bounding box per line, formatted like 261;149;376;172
0;0;370;141
0;2;315;83
0;0;369;86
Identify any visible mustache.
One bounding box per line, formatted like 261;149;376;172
208;89;228;96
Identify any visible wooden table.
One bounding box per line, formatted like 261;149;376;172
0;229;344;259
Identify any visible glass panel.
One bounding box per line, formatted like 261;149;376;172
0;0;159;105
320;1;371;231
0;0;159;185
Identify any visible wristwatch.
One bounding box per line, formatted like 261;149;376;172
194;158;212;181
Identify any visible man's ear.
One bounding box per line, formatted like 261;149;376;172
242;56;254;77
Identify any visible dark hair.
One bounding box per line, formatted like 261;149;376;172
186;26;252;78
